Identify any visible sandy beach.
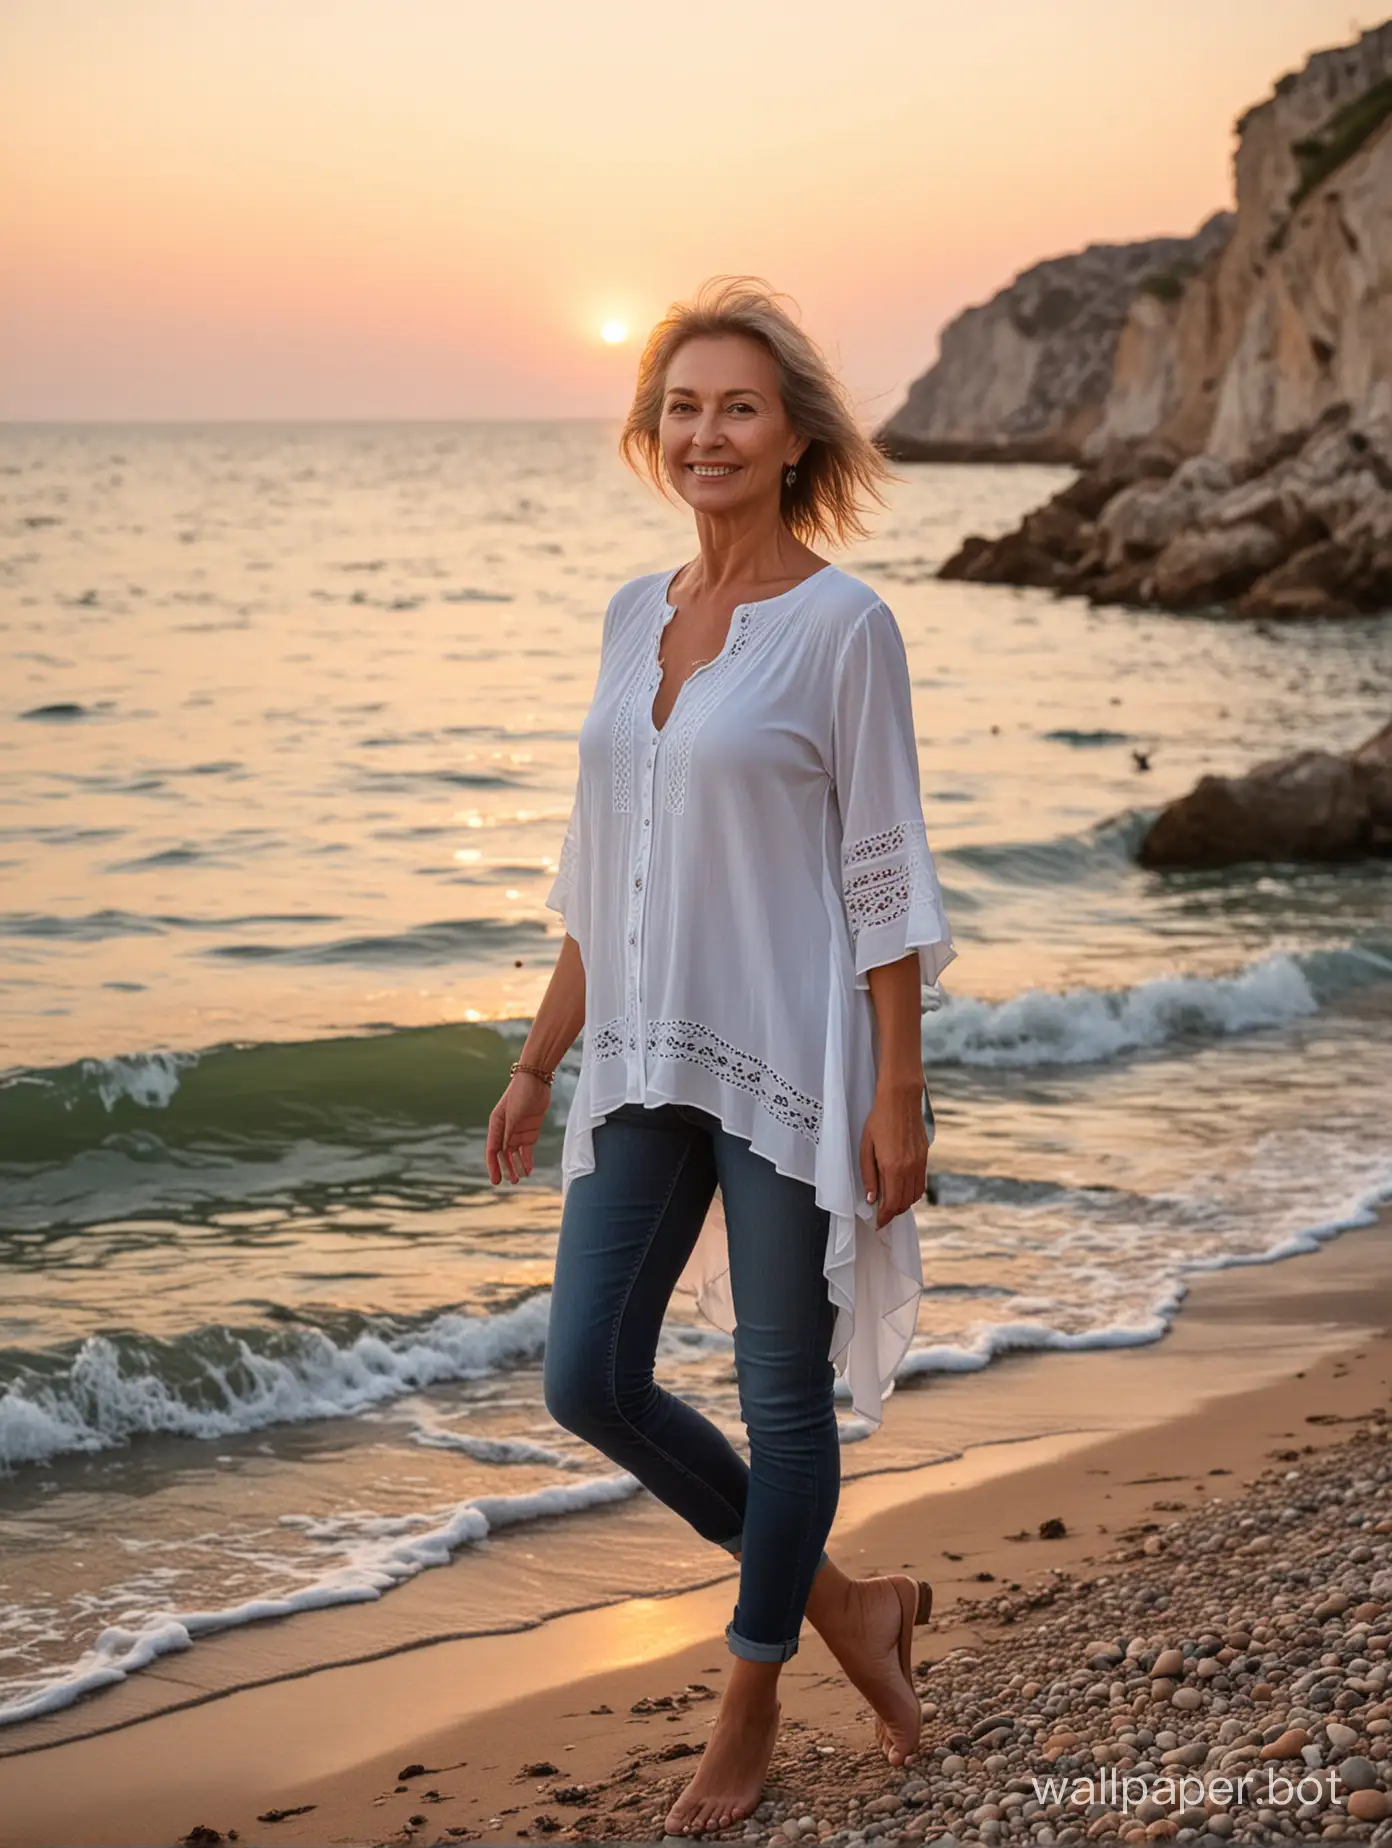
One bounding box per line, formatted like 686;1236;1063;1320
2;1204;1390;1847
5;8;1391;1845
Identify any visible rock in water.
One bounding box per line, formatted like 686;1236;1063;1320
1137;717;1392;868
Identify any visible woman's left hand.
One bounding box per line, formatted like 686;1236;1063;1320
859;1080;929;1231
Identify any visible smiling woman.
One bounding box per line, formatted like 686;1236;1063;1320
620;274;889;544
490;273;953;1836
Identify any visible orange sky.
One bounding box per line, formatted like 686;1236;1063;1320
1;0;1380;423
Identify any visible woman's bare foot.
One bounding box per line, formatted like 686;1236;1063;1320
663;1664;782;1837
807;1572;923;1765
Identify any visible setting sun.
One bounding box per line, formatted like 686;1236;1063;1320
600;319;629;345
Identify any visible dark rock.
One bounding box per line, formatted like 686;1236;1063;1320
1148;520;1287;605
1237;537;1360;617
1137;717;1392;868
939;528;1068;588
936;407;1391;619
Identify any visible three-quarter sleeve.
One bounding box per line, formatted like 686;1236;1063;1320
544;787;581;930
830;600;956;1008
544;590;619;940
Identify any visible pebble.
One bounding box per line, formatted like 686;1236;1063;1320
1340;1754;1379;1789
582;1412;1392;1844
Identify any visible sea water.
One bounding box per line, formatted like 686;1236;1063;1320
2;420;1390;1729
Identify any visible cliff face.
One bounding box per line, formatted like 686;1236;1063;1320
1087;20;1392;466
874;221;1233;464
939;23;1392;620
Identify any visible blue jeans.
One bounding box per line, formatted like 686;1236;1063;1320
543;1100;840;1662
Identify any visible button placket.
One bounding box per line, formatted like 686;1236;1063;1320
629;670;662;1090
629;603;749;1095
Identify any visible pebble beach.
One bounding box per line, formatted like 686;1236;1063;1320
5;1211;1392;1848
573;1392;1392;1847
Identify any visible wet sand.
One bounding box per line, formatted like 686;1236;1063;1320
1;1209;1389;1847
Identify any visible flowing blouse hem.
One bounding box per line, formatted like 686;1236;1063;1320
555;1068;923;1429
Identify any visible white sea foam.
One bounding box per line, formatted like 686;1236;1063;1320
894;1164;1392;1381
927;951;1319;1068
0;1295;555;1472
407;1423;578;1468
0;1284;739;1475
0;1471;641;1728
81;1048;198;1111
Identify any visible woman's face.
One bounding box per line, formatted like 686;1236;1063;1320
658;333;803;520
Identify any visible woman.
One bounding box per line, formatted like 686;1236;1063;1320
486;276;955;1836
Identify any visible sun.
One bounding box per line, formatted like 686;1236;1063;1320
600;319;629;345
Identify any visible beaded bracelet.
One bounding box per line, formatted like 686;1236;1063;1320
510;1058;555;1086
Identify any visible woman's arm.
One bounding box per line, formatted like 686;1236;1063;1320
486;933;586;1184
861;950;929;1230
519;932;587;1072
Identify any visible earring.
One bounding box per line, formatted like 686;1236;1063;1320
785;464;798;488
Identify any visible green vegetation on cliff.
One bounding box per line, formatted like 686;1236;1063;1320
1290;74;1392;206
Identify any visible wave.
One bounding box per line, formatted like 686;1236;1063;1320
5;939;1387;1181
0;1295;554;1473
0;1021;526;1168
0;908;344;942
894;1164;1392;1381
0;1290;734;1475
941;809;1152;885
1040;727;1135;747
0;1469;642;1728
926;943;1389;1069
205;916;551;966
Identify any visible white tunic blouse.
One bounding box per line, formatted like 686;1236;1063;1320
545;561;956;1426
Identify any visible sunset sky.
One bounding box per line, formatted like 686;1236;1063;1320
1;0;1380;424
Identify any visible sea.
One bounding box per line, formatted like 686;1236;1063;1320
2;420;1390;1733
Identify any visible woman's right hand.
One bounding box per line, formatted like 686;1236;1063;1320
486;1073;553;1184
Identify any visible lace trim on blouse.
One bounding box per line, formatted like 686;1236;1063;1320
664;609;756;816
610;675;641;814
842;815;938;944
586;1012;822;1142
554;809;579;894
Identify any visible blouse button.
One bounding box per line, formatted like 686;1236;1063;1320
634;875;642;890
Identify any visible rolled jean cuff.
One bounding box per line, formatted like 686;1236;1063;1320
718;1535;830;1574
725;1619;799;1663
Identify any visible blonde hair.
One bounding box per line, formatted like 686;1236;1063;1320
618;275;895;548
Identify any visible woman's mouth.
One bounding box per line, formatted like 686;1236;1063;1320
686;463;739;478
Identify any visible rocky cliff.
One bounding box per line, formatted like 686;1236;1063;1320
874;221;1233;464
937;23;1392;619
1088;21;1392;464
